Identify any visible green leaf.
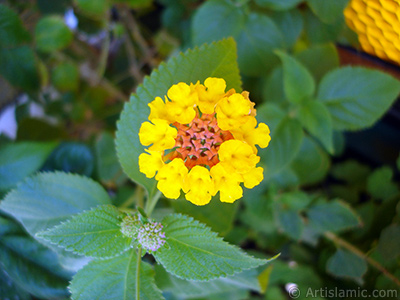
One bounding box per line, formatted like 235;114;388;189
0;172;111;237
0;46;40;91
270;9;303;48
0;141;57;191
367;167;399;200
74;0;109;18
275;50;316;104
307;0;349;24
154;214;269;281
295;43;339;83
317;67;400;130
291;136;330;185
44;142;94;176
155;264;263;298
0;235;70;299
35;16;73;53
171;196;238;236
298;100;333;153
303;8;344;44
116;38;241;197
262;66;285;104
255;0;303;10
278;191;312;211
326;249;367;283
192;1;285;76
330;160;370;184
0;4;30;47
51;61;79;92
260;116;304;177
235;12;286;76
377;224;400;261
191;0;245;49
0;267;31;300
37;205;133;259
95;132;126;185
69;249;163;300
307;200;361;233
275;209;303;240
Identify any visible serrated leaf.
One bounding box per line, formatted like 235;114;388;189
275;209;303;240
154;214;269;281
155;264;263;298
69;249;164;300
171;195;238;236
116;38;241;197
0;172;111;237
307;200;361;233
326;249;367;283
37;205;133;259
298;100;333;153
0;235;70;299
317;66;400;130
275;50;316;104
0;141;57;192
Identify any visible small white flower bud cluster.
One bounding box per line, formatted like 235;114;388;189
120;214;166;252
137;222;166;252
120;215;140;238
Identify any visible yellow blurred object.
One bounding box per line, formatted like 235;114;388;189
344;0;400;65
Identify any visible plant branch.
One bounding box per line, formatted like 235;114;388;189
97;19;111;81
144;190;162;217
324;232;400;287
136;247;142;300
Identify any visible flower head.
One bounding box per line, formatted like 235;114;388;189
138;78;271;205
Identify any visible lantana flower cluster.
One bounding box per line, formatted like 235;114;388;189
138;77;271;206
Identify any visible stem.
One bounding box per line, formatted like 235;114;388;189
324;232;400;287
135;247;142;300
144;190;162;217
97;21;111;81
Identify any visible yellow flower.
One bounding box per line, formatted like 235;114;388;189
344;0;400;65
138;77;271;205
138;119;177;151
183;166;214;205
155;158;187;199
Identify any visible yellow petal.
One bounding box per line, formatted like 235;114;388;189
138;119;177;151
215;93;251;130
210;163;243;203
184;166;213;205
242;167;264;189
218;140;260;174
148;97;171;123
138;150;164;178
231;118;271;150
156;158;188;199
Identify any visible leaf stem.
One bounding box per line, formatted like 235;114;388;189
136;248;142;300
144;190;162;217
97;19;111;81
324;232;400;287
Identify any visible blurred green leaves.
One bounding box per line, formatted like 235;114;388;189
35;16;73;53
192;0;285;76
0;141;57;192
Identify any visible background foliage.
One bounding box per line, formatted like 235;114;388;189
1;0;400;299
